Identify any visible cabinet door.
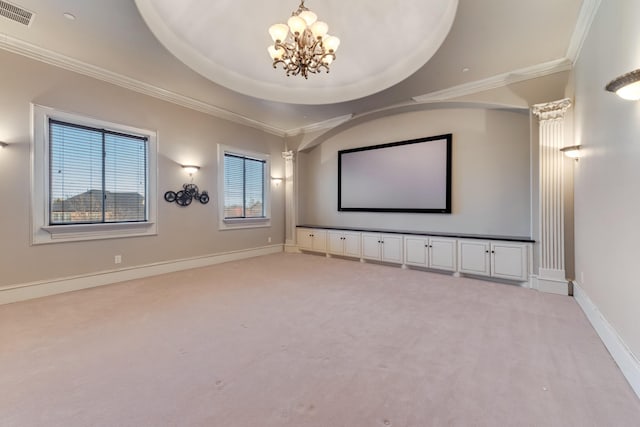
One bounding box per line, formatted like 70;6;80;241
458;240;490;276
342;232;362;258
429;237;457;271
296;228;313;251
361;233;381;260
491;242;528;281
405;236;428;267
381;234;403;264
327;231;345;255
311;230;327;252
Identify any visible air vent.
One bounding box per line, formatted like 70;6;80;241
0;0;34;26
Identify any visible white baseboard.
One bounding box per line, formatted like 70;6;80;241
0;245;283;305
530;274;569;295
284;243;301;253
573;281;640;399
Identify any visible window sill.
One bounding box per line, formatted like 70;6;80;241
34;222;157;244
219;217;271;231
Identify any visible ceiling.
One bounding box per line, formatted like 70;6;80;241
134;0;459;105
0;0;586;136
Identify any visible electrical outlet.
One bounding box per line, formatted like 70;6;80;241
115;255;122;264
268;237;272;243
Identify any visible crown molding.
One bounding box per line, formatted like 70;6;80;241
0;34;287;137
566;0;601;64
412;58;572;103
283;114;353;137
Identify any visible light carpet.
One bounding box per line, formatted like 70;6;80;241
1;252;639;426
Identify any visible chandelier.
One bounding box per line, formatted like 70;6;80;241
267;0;340;79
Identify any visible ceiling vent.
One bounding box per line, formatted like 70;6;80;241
0;0;34;26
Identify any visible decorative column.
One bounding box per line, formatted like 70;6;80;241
531;98;572;295
282;150;297;251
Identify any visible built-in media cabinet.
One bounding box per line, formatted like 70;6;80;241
296;226;534;287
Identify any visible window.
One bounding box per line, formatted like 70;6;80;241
49;120;147;225
224;154;265;219
218;144;270;230
32;105;157;244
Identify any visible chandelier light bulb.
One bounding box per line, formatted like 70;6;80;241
298;10;317;26
323;35;340;52
268;45;285;60
268;0;339;79
310;21;328;39
269;23;289;42
287;15;306;35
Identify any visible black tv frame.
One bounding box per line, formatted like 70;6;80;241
337;133;452;214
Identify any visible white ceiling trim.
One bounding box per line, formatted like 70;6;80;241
412;58;573;103
296;100;529;152
0;33;287;137
0;31;579;140
283;114;353;137
565;0;601;64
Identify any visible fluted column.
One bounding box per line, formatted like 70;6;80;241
282;150;297;251
531;98;572;295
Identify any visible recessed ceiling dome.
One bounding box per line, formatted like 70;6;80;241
135;0;458;105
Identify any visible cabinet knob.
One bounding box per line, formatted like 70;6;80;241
491;250;495;254
485;250;489;253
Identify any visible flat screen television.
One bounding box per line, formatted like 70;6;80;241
338;133;452;213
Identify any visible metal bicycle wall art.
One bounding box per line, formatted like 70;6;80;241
164;183;210;207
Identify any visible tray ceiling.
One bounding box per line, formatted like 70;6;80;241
134;0;458;104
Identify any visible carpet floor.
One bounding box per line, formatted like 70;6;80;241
1;252;639;426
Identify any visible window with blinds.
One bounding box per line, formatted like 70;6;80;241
49;120;148;225
223;153;265;219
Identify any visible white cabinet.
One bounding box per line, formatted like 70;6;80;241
328;230;361;258
458;240;528;281
457;240;491;276
490;241;529;281
361;233;403;264
296;228;327;253
404;236;457;271
295;227;531;286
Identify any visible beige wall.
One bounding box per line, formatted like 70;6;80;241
0;50;285;288
572;0;640;357
297;108;532;236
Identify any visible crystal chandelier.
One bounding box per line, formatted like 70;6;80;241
267;0;340;79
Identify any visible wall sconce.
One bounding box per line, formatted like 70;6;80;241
0;141;7;149
560;145;581;161
605;69;640;100
271;177;283;187
182;165;200;175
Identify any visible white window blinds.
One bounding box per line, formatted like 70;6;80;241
223;153;265;219
49;120;148;225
